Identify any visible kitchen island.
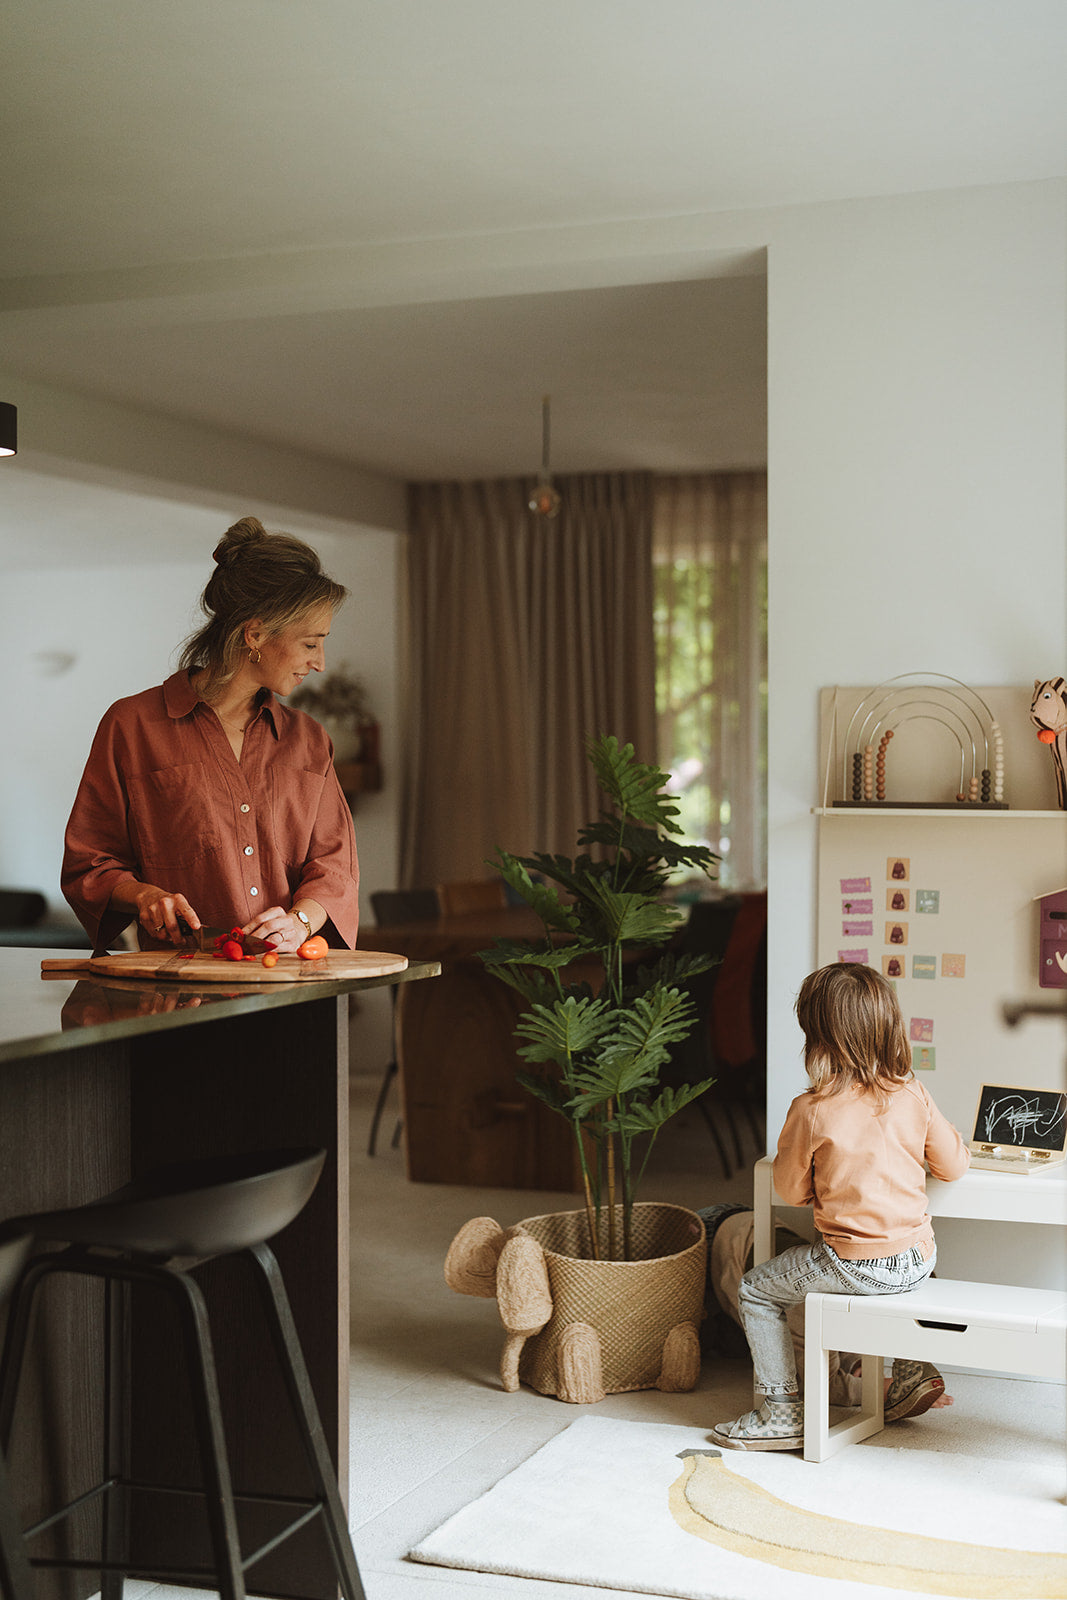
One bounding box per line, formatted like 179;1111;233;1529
0;944;438;1600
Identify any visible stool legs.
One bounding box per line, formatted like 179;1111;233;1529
248;1242;366;1600
0;1448;34;1600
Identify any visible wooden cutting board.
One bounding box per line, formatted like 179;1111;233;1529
41;949;409;984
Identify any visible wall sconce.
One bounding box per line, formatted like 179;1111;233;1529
0;403;16;457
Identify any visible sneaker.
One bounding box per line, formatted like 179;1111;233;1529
710;1397;804;1452
884;1360;945;1422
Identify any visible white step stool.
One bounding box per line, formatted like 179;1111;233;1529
804;1277;1067;1461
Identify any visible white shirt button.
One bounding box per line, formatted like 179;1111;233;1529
244;845;254;856
250;887;259;896
240;803;250;813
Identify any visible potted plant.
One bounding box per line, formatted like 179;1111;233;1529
290;663;374;764
444;734;720;1402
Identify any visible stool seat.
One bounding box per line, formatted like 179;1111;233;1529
1;1146;325;1258
0;1146;365;1599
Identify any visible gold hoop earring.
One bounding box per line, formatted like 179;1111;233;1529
249;647;262;665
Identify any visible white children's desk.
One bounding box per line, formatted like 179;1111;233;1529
752;1154;1067;1267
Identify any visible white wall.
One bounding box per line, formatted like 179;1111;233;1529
765;179;1067;1285
0;405;407;1066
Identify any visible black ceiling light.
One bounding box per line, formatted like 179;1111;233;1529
0;403;16;457
528;394;561;519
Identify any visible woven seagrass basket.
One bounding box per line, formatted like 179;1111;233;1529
513;1202;706;1401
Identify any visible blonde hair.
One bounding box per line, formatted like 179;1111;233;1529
179;516;347;700
795;962;912;1104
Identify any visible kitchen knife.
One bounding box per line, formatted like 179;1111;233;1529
178;920;276;954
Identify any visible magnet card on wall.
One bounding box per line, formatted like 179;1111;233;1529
842;897;873;915
839;948;869;964
915;890;940;914
841;877;872;894
843;920;873;937
886;888;909;912
885;922;908;946
912;955;937;980
882;955;905;979
941;953;966;978
913;1045;936;1071
887;858;910;882
909;1017;934;1043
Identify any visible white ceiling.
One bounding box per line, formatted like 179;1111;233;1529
1;0;1066;482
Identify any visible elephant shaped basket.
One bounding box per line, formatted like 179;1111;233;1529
446;1201;707;1404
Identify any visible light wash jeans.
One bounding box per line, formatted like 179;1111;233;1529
737;1238;935;1399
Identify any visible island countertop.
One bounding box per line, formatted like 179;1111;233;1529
0;942;439;1064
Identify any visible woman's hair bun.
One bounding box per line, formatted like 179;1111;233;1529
213;515;267;566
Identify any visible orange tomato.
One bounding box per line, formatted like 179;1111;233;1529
261;952;279;968
297;935;329;961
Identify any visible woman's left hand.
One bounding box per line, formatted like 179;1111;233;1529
242;905;308;955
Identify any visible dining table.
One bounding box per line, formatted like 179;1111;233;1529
0;943;437;1600
357;906;585;1189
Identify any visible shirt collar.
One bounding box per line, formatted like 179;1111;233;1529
162;671;281;739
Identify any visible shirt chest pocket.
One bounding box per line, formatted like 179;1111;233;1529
127;763;221;871
270;766;327;867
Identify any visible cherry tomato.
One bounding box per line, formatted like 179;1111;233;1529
297;935;329;961
222;939;244;962
261;952;279;968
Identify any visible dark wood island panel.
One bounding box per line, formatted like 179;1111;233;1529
0;948;438;1600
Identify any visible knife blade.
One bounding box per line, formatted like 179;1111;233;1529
178;919;275;955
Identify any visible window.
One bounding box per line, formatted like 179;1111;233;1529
653;473;767;890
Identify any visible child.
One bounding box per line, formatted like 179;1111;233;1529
712;961;971;1452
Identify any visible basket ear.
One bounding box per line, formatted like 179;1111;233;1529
444;1217;506;1297
496;1233;553;1335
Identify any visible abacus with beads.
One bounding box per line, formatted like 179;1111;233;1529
839;675;1006;808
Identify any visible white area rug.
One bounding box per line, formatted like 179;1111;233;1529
409;1416;1067;1600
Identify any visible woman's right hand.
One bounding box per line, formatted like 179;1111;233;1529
134;885;200;945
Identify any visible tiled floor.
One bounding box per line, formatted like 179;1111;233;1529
104;1074;1065;1599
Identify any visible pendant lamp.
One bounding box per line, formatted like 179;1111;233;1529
528;395;561;519
0;403;16;458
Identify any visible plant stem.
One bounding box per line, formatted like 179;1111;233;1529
606;1101;617;1260
575;1120;600;1260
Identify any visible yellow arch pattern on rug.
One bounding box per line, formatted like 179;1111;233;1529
668;1454;1067;1598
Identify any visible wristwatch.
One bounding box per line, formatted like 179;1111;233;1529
293;908;313;940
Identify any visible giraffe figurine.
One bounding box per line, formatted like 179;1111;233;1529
1030;678;1067;809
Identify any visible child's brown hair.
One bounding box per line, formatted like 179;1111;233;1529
795;962;912;1101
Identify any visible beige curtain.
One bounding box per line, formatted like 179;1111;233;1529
401;473;656;887
654;472;767;889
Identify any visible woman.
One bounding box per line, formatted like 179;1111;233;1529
63;516;359;955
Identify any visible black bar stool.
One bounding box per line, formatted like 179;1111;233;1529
0;1148;366;1600
0;1232;35;1600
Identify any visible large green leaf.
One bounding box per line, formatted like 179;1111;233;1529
514;995;614;1066
486;851;581;934
606;1078;716;1135
581;878;681;947
578;818;719;879
587;734;681;832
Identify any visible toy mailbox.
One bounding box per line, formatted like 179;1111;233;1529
1038;889;1067;989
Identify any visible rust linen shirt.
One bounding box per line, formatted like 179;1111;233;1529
62;672;359;952
773;1078;970;1260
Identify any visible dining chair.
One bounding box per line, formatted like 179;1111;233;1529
435;878;508;916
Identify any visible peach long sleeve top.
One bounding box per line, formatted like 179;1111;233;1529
62;671;359;953
773;1077;970;1260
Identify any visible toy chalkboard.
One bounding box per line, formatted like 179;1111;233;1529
970;1084;1067;1156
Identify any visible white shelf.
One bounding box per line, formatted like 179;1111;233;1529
813;808;1063;819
